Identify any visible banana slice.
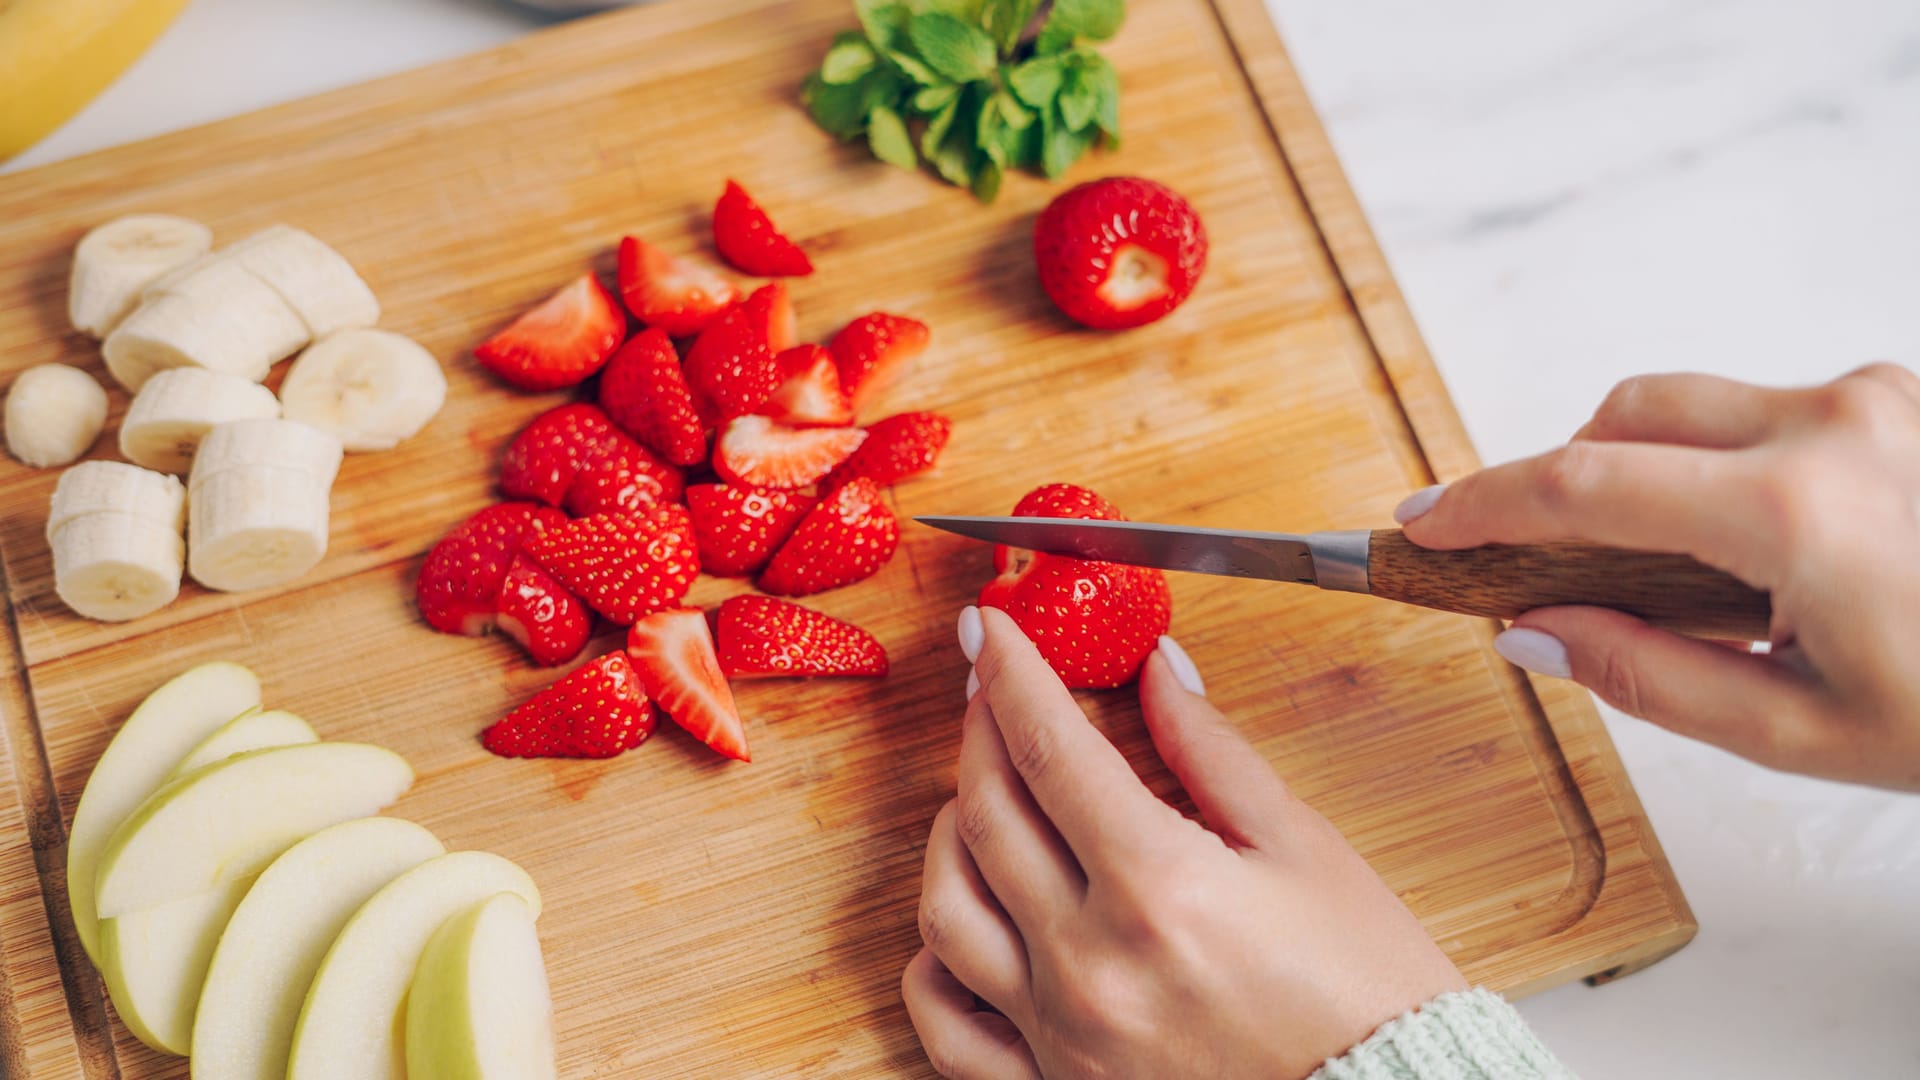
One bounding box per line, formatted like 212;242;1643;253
68;214;213;338
120;368;281;475
187;467;331;592
104;259;311;392
48;461;185;537
5;363;108;467
50;512;185;622
227;226;379;337
279;329;446;453
190;418;343;490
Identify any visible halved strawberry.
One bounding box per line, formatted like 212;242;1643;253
762;345;853;426
758;478;899;596
716;596;888;678
994;480;1126;571
685;483;817;577
562;431;684;518
829;313;928;412
482;652;656;759
712;179;813;278
495;554;593;667
475;273;626;391
416;502;569;635
598;329;708;467
499;403;621;506
682;283;795;418
822;411;951;490
524;504;699;625
626;608;750;761
616;235;739;337
712;414;865;489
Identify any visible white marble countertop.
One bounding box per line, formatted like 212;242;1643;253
10;0;1919;1075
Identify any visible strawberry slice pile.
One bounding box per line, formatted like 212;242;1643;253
420;180;951;764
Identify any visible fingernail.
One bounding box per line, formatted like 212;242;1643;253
1156;635;1207;697
1493;627;1572;678
957;606;984;663
965;667;980;700
1393;484;1447;524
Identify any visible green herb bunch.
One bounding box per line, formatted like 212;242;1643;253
802;0;1125;201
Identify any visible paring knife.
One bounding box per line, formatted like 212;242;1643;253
915;517;1773;640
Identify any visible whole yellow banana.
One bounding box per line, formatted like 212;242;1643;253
0;0;193;162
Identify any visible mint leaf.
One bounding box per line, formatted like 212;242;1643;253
908;13;997;83
980;0;1041;55
976;97;1007;164
912;83;961;113
887;47;946;86
1042;0;1124;44
867;104;917;168
918;0;983;19
821;33;877;84
1008;56;1064;107
921;94;962;158
1058;70;1097;132
802;72;869;140
860;66;908;111
1086;55;1120;135
971;158;1004;202
856;0;910;50
1041;99;1095;178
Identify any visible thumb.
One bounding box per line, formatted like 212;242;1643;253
1138;639;1294;851
1501;606;1832;770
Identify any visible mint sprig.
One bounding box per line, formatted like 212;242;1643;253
802;0;1125;200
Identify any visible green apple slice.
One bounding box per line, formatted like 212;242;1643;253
164;708;318;782
97;876;254;1054
94;742;412;919
288;852;541;1080
67;661;262;962
406;894;557;1080
193;817;445;1080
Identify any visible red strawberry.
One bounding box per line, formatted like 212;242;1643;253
762;345;853;426
712;414;865;490
626;608;749;761
682;283;795;418
685;483;817;577
616;235;739;337
598;329;708;467
474;273;626;390
996;481;1125;571
499;403;621;506
416;502;568;635
716;596;888;678
495;555;593;667
1034;177;1208;330
822;411;951;490
482;652;656;759
828;313;928;412
712;179;813;277
524;504;699;625
758;478;899;596
562;431;684;518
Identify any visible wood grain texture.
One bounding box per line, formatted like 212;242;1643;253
0;0;1693;1075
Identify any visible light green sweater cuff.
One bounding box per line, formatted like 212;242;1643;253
1311;988;1577;1080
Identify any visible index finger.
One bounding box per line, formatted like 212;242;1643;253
971;607;1181;868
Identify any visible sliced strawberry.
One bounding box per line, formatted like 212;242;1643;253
562;431;685;518
616;235;739;337
712;179;813;278
598;329;708;467
716;595;888;678
475;273;626;391
994;480;1126;572
712;414;865;490
499;403;621;506
495;555;593;667
684;483;817;577
682;283;795;418
416;502;569;635
758;478;899;596
828;313;928;412
626;608;750;761
822;411;951;491
762;345;854;426
482;652;656;759
524;504;699;625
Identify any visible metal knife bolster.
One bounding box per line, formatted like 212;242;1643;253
1306;530;1372;594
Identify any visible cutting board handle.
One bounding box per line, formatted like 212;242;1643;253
1366;529;1773;640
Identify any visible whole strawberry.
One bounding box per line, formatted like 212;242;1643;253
1034;177;1207;330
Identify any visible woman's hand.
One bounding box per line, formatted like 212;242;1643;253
1398;364;1920;790
902;607;1465;1080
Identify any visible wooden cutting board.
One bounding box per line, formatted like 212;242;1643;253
0;0;1695;1075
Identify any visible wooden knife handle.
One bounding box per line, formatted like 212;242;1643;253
1365;529;1772;640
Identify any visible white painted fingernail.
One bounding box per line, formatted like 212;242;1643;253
1393;484;1447;524
1494;628;1572;678
965;667;980;700
1156;635;1206;697
957;605;984;663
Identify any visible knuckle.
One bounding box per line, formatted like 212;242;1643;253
1594;643;1650;720
954;793;996;852
1006;727;1057;784
920;1033;966;1079
1591;376;1655;433
1815;375;1906;438
1536;442;1608;511
917;896;957;951
1852;361;1920;398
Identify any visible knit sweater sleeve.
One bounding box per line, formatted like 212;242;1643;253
1311;988;1578;1080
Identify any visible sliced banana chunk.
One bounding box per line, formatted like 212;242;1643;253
187;467;331;593
5;363;108;468
48;461;186;537
120;368;281;475
103;287;309;393
51;512;185;622
227;226;379;337
68;214;213;338
191;418;343;490
280;329;446;453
